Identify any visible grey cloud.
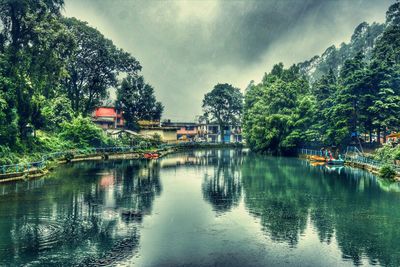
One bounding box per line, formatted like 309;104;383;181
64;0;394;121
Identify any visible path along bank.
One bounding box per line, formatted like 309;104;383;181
0;143;244;183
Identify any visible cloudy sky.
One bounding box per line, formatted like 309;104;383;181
64;0;394;121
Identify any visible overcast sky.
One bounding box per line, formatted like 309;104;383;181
64;0;394;121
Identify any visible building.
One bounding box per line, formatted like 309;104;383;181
161;121;198;141
105;129;140;139
139;126;179;143
91;107;243;144
138;120;161;127
198;123;242;143
197;123;219;143
92;107;124;129
387;132;400;145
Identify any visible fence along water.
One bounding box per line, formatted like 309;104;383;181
0;142;242;177
299;148;400;173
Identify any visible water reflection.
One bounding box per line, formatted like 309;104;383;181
1;150;400;266
242;155;400;266
0;159;161;266
201;149;242;213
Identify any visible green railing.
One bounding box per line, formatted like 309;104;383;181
0;142;241;176
299;148;400;173
0;145;156;176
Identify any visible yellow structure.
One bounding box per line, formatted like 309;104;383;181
139;127;178;143
138;120;160;127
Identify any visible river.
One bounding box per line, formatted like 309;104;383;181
1;149;400;266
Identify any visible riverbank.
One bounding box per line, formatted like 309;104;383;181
3;148;400;266
0;143;244;183
300;153;400;182
0;148;172;183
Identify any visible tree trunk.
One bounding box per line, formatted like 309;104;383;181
220;124;224;144
377;126;381;145
383;127;387;144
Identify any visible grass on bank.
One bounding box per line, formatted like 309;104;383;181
0;116;161;166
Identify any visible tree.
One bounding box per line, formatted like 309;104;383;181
243;63;317;154
117;75;163;130
312;69;339;144
202;83;243;143
331;52;369;145
368;60;400;143
0;0;73;137
367;3;400;143
62;17;141;115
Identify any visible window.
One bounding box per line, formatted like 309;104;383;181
208;126;218;134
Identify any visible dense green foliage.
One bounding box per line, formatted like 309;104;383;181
379;165;397;180
243;3;400;154
117;75;163;130
0;0;161;163
243;64;318;153
59;116;107;148
374;143;400;163
62;18;141;115
202;83;243;142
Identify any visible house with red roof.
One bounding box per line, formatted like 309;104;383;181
92;107;124;129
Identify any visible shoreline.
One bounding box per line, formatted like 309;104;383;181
300;154;400;182
0;143;245;183
0;148;175;183
3;144;395;185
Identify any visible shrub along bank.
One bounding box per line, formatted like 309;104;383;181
0;116;163;166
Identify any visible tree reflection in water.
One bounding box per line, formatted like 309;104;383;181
0;159;161;266
1;150;400;266
241;155;400;266
201;149;243;213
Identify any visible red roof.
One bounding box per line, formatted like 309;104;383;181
95;107;117;117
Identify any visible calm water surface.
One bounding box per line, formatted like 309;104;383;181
1;149;400;266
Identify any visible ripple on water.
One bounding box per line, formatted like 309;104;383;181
78;235;140;267
17;219;65;251
13;212;99;252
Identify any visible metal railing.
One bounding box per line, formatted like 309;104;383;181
0;145;155;176
299;148;400;173
0;142;241;176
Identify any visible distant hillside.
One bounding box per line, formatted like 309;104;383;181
298;21;385;82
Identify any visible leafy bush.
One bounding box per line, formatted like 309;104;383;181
59;115;108;148
149;133;163;146
395;150;400;161
374;144;400;163
41;95;74;131
64;152;74;162
32;130;74;152
0;146;19;165
379;165;397;180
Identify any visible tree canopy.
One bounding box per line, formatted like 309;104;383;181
202;83;243;141
0;0;162;156
202;83;243;125
117;75;163;130
62;17;142;115
243;2;400;154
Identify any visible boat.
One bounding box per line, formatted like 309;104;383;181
326;159;345;165
326;152;345;165
144;153;160;159
310;161;326;167
309;155;326;162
